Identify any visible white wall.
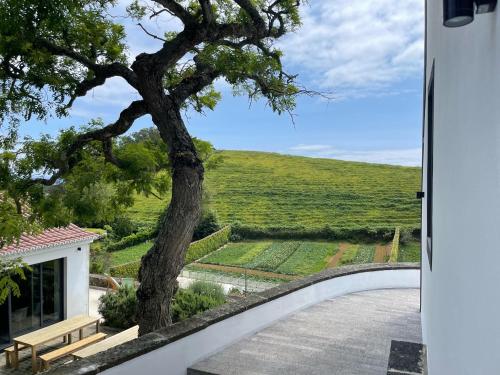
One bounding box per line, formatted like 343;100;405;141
4;241;91;318
101;269;419;375
422;2;500;374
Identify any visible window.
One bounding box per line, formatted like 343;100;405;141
426;63;434;270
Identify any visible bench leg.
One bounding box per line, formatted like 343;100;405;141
79;328;83;340
68;333;72;344
31;346;38;374
13;342;19;369
5;351;11;368
42;360;49;371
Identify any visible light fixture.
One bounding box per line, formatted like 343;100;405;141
476;0;497;13
444;0;497;27
443;0;474;27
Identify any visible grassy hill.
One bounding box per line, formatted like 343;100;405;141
127;150;421;231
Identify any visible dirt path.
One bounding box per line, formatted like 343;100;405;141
373;244;391;263
190;263;298;281
327;242;350;268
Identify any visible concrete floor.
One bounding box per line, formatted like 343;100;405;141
189;289;422;375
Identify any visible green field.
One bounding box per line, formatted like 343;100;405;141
126;150;421;229
198;240;385;276
398;241;421;262
110;241;152;267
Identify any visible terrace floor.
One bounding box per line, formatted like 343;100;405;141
189;288;422;375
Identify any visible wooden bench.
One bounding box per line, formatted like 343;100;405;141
4;344;27;368
73;325;139;359
39;333;106;371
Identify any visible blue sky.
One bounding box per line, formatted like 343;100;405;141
20;0;425;166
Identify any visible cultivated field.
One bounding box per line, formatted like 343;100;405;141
126;150;421;230
195;240;386;277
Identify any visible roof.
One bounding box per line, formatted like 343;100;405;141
0;224;100;256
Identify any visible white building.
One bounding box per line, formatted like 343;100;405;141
0;224;98;348
421;0;500;373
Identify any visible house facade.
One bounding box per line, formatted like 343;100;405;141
0;224;98;348
421;0;500;373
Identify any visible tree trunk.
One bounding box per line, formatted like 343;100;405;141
136;92;204;336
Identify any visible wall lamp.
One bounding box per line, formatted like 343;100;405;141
444;0;497;27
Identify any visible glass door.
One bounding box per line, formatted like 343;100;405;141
10;265;41;335
42;259;64;324
3;258;64;345
0;297;9;346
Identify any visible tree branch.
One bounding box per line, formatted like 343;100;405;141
233;0;266;29
170;62;220;103
34;38;138;88
153;0;196;25
199;0;214;25
32;100;148;185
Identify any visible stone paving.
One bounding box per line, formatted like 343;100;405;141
189;288;422;375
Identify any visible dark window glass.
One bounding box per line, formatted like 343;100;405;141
11;265;41;334
42;259;63;324
426;64;434;270
0;297;9;346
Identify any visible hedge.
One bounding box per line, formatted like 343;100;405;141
106;229;155;253
389;227;401;263
231;223;419;243
110;226;231;278
184;226;231;264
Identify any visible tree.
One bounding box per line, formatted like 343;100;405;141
0;0;305;334
0;257;31;305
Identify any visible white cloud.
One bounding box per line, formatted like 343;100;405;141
279;0;424;98
288;145;422;166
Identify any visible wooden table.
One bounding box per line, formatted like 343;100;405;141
12;315;100;373
73;325;138;359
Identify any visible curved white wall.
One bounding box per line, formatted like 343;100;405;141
422;3;500;374
102;268;419;375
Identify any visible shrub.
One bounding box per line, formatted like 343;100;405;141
171;287;224;323
192;210;220;241
188;281;225;304
98;285;138;329
110;217;138;239
389;227;401;263
230;223;418;243
90;242;110;274
399;228;414;245
110;261;141;278
185;226;231;264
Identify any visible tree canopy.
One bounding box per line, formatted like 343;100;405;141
0;0;306;333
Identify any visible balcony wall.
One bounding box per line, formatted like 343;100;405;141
49;263;419;375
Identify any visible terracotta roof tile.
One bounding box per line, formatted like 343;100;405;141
0;224;99;256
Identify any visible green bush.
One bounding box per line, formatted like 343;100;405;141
185;226;231;264
188;281;225;304
192;210;220;241
89;242;110;274
98;285;138;329
230;223;419;242
110;261;141;278
110;217;138;239
389;227;401;263
171;284;225;323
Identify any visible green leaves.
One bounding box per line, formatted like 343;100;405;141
0;0;127;124
0;257;31;305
